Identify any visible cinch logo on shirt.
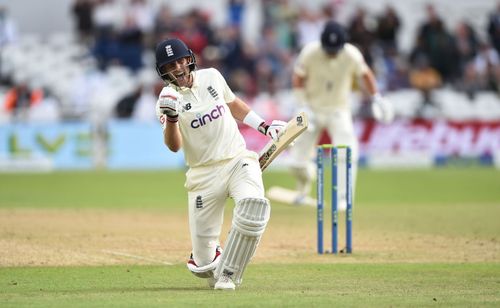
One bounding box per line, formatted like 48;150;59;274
190;105;226;129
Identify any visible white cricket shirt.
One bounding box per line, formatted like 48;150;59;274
294;42;369;111
157;68;246;168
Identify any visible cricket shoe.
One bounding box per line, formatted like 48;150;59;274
292;194;317;207
214;272;235;290
293;194;307;205
187;246;222;279
337;199;347;211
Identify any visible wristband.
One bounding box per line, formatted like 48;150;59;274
243;110;266;131
167;114;178;123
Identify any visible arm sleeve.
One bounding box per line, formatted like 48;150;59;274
293;44;313;77
347;44;370;77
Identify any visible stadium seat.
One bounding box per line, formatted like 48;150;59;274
474;93;500;121
384;89;421;119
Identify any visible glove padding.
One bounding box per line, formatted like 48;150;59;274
265;120;287;141
157;88;182;118
371;94;394;124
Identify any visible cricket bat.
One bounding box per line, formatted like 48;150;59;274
258;112;308;171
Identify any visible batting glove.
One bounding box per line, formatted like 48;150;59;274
371;93;395;124
259;120;287;141
156;88;182;122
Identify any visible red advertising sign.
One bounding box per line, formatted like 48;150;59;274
241;119;500;168
357;119;500;156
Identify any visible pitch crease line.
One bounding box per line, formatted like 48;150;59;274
101;250;173;265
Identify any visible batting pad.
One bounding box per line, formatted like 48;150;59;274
266;186;317;207
214;198;271;285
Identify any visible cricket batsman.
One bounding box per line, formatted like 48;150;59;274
154;38;286;290
290;21;394;208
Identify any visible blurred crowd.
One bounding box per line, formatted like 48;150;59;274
1;0;500;122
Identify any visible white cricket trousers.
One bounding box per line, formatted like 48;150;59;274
184;150;265;267
289;109;359;195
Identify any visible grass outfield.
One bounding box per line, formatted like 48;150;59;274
1;264;498;307
2;168;499;208
0;168;499;306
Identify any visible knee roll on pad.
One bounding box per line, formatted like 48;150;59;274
232;200;270;237
214;198;270;285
